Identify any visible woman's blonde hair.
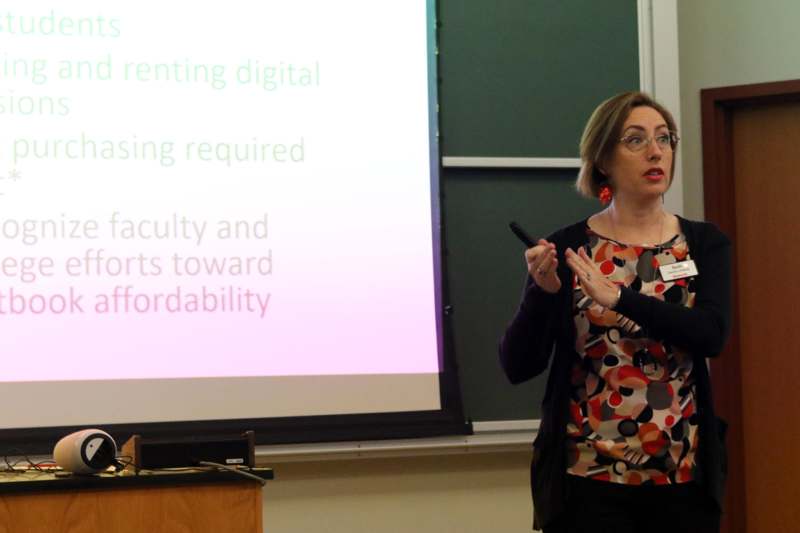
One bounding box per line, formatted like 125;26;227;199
576;91;678;198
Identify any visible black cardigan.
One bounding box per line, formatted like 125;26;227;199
499;216;731;530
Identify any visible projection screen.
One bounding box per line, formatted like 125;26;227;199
0;0;462;444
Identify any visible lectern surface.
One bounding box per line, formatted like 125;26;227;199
0;467;272;533
0;466;273;494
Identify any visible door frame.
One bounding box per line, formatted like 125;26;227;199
701;78;800;533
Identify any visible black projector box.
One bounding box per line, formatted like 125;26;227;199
121;431;255;470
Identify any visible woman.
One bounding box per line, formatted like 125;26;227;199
499;92;730;533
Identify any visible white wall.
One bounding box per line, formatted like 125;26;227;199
678;0;800;219
260;451;534;533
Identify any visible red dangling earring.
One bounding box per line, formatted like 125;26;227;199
599;184;613;205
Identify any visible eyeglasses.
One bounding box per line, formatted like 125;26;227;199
619;132;680;153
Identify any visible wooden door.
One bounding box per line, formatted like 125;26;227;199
702;81;800;533
732;101;800;533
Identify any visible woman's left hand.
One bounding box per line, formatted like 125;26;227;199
565;247;621;308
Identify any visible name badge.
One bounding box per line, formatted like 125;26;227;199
659;260;698;282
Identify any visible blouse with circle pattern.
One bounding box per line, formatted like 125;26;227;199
566;229;699;485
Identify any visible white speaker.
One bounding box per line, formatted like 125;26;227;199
53;429;117;474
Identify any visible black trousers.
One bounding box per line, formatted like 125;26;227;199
542;475;721;533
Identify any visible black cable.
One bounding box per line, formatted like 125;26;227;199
113;455;134;472
1;450;60;475
196;461;266;486
2;449;29;472
3;454;15;473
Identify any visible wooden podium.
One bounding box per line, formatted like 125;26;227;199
0;468;273;533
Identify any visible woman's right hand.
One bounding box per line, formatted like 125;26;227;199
525;239;562;294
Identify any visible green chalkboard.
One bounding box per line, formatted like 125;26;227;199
438;0;640;158
442;168;599;423
437;1;640;422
